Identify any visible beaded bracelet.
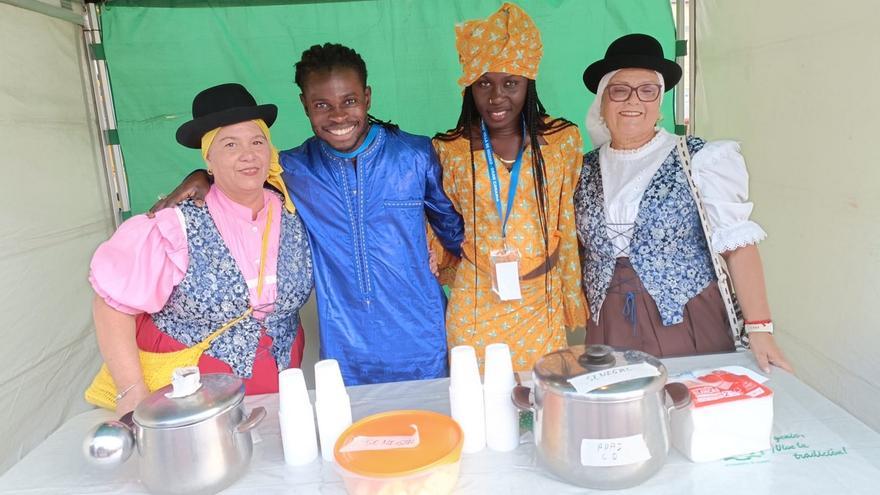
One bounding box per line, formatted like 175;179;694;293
744;320;774;334
115;383;138;402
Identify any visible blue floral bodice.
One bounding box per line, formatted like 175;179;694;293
575;137;715;326
151;199;313;377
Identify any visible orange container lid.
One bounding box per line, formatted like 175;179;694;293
334;410;463;478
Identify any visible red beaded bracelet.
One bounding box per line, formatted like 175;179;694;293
744;319;772;325
744;321;774;334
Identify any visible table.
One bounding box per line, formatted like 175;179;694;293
2;352;879;494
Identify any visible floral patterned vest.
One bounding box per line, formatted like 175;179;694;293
575;136;714;326
151;199;313;377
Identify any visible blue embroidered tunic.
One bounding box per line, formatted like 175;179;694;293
280;126;464;385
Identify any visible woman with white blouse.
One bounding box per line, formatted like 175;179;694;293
575;34;791;373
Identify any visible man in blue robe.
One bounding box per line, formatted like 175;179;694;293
282;44;463;384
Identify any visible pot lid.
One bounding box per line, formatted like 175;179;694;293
533;345;667;400
134;371;245;429
334;410;463;478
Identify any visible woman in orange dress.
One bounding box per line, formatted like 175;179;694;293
431;3;587;370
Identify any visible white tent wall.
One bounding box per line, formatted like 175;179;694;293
0;2;113;473
695;0;880;431
3;0;878;477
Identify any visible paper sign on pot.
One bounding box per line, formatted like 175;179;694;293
338;424;421;453
568;362;661;394
580;434;652;467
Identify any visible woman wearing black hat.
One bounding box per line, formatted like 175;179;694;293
575;34;791;373
89;84;313;412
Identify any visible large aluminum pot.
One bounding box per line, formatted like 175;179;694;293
513;345;689;490
85;371;265;495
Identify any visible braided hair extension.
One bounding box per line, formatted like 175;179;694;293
435;80;575;337
294;42;398;132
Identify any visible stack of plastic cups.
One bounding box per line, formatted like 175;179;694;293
448;345;485;453
278;368;319;465
314;359;353;462
483;343;519;452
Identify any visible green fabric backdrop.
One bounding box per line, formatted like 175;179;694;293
102;0;676;214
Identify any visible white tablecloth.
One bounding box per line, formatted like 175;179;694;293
2;351;879;494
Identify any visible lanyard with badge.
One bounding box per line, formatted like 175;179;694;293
481;119;526;301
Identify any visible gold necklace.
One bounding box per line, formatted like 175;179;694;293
495;154;516;165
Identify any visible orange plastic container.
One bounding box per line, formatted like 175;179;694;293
334;410;464;495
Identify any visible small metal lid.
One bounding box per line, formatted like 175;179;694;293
133;373;245;429
533;345;667;401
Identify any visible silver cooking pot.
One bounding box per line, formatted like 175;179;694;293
84;370;266;495
513;345;690;490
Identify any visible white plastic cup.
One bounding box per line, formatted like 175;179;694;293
315;394;352;462
279;407;319;466
484;390;519;452
278;368;310;414
481;343;519;452
277;368;319;465
314;359;347;404
450;345;481;390
449;345;486;453
314;359;352;462
449;385;486;453
483;343;515;391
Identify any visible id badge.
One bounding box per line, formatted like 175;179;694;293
490;247;522;301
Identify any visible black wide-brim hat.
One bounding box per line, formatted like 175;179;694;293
582;33;682;94
176;83;278;149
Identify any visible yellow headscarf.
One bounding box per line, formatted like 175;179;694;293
455;2;543;89
200;119;295;214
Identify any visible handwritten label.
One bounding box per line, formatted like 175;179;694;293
723;450;769;465
793;447;848;460
766;432;849;462
580;434;651;467
723;432;851;467
773;433;805;442
338;424;420;453
569;362;660;394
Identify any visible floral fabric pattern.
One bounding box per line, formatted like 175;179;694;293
152;199;312;377
454;2;543;88
431;124;588;371
576;136;715;326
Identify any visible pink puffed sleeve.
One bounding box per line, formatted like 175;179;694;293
89;207;189;315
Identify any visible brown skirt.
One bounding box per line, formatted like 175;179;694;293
586;258;735;357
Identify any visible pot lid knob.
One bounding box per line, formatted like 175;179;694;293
578;344;616;370
165;366;202;398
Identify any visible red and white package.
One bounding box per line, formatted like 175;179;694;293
671;370;774;462
683;371;773;408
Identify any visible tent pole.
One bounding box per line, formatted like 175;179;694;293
674;0;686;133
83;2;130;225
688;0;696;134
0;0;84;25
674;0;695;135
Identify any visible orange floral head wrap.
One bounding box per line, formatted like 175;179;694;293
455;2;543;89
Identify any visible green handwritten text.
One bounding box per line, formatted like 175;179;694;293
793;447;848;460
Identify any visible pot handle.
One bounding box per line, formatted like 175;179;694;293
235;406;267;434
664;382;691;411
119;410;135;429
511;385;535;412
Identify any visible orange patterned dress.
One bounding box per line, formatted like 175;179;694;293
431;123;588;370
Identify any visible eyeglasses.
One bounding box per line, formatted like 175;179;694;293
605;83;662;102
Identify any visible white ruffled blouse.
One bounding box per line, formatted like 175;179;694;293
599;129;766;257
